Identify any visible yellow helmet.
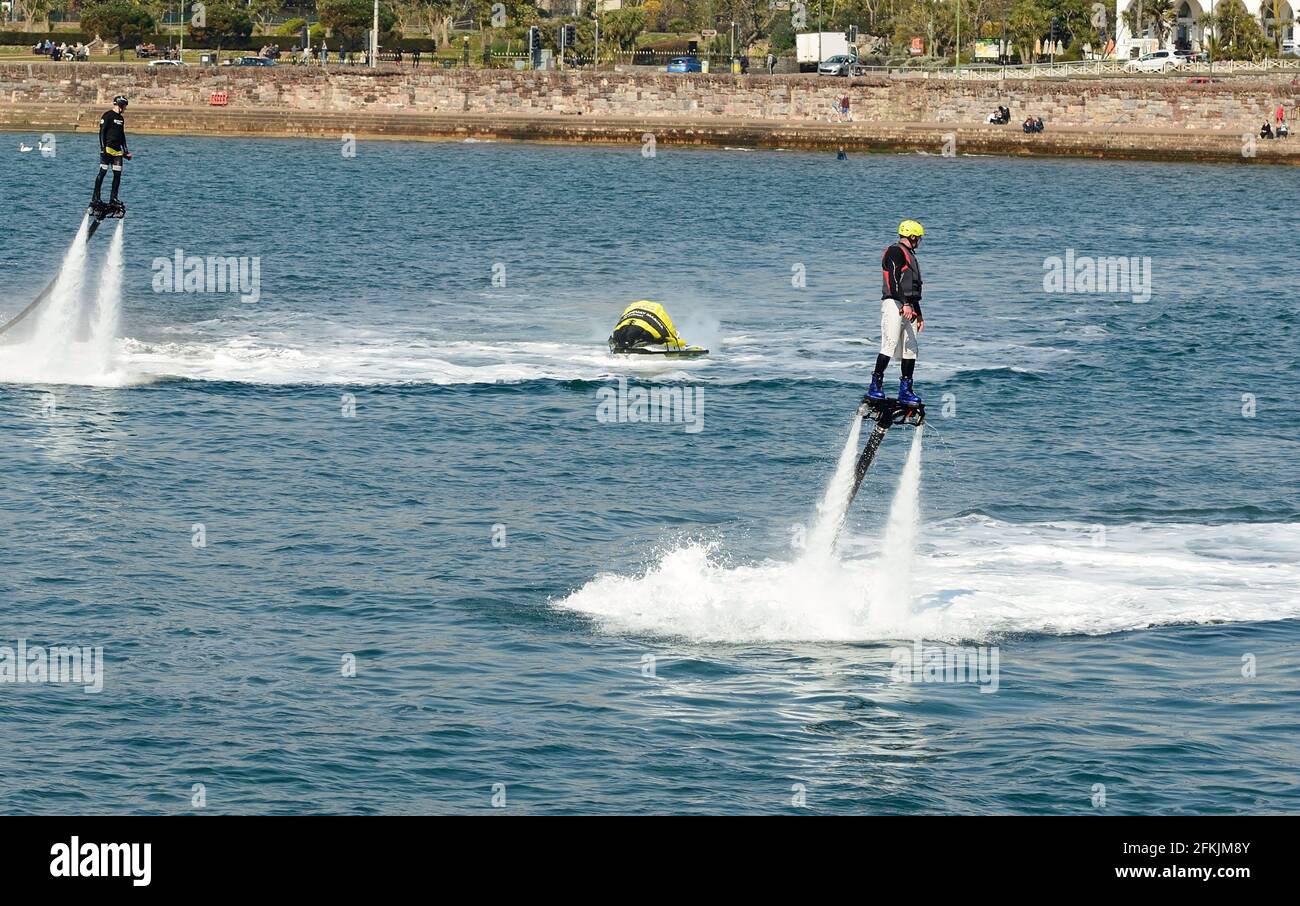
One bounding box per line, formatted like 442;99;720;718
898;220;925;239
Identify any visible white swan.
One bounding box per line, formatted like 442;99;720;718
18;143;33;152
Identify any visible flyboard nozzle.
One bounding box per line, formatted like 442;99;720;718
845;394;924;508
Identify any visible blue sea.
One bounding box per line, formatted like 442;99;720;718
1;134;1298;814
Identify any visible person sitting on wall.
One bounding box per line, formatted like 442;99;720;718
1279;121;1290;138
1261;122;1274;140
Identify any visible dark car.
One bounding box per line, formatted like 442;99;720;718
238;56;277;67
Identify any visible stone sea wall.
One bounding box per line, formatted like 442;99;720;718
3;63;1297;130
3;63;1299;163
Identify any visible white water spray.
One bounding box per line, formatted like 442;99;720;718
869;427;925;629
28;215;93;366
0;216;129;386
88;221;125;374
802;413;864;562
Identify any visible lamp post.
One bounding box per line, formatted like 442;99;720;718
370;0;379;68
956;0;961;75
1208;0;1214;75
1001;0;1007;74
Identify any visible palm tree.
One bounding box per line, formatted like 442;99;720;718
1121;2;1145;42
1146;0;1177;47
1264;0;1294;52
1120;0;1177;47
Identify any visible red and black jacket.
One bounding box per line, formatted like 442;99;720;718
881;242;923;319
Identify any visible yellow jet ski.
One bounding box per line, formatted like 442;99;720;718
607;301;709;358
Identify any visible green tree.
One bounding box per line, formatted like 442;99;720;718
188;0;254;61
391;0;424;37
1121;0;1176;47
600;6;646;50
415;1;457;49
14;0;57;31
1146;0;1176;47
891;0;972;58
81;0;158;60
1006;0;1050;61
1263;0;1294;53
1202;0;1270;59
1039;0;1106;53
318;0;399;50
246;0;285;35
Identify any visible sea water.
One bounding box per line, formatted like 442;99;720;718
0;136;1297;814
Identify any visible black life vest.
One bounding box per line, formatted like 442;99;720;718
881;242;922;303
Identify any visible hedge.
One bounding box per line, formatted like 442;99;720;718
1;31;435;52
3;31;262;50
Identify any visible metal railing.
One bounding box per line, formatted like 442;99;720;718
478;51;1300;78
7;41;1300;80
885;57;1300;79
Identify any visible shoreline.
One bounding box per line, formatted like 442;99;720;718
4;104;1298;164
4;64;1298;165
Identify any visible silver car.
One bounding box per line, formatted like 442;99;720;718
818;54;856;76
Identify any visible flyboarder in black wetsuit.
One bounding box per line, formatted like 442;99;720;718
91;95;131;218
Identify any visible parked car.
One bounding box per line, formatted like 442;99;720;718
1124;50;1183;73
148;59;187;67
666;56;702;73
237;56;277;67
818;54;858;76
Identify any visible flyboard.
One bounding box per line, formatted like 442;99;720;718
609;343;709;358
0;200;125;339
845;393;925;508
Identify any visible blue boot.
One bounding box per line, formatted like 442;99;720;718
898;377;922;406
866;373;886;401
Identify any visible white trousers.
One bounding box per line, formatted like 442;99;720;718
880;299;918;360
